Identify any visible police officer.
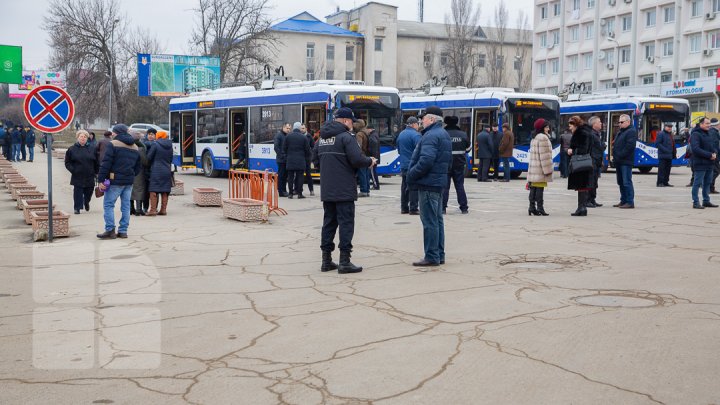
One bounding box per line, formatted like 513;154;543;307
315;107;377;274
442;116;470;214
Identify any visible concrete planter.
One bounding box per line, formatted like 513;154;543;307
2;173;23;183
1;170;20;179
170;179;185;195
31;210;70;241
222;198;268;222
10;183;37;200
22;199;55;224
193;187;222;206
5;178;27;190
17;191;46;210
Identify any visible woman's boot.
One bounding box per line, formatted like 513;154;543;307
146;192;158;216
158;193;169;215
536;187;549;216
571;191;588;216
528;187;540;216
136;200;145;216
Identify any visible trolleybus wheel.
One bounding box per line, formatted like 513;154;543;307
202;152;221;178
638;166;652;174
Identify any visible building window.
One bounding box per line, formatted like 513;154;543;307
568;55;578;72
569;26;579;42
540;33;548;48
662;40;673;56
708;67;719;77
714;0;720;13
306;71;315;81
551;59;559;75
553;2;561;16
690;34;701;53
690;99;714;112
644;43;655;59
374;38;383;51
710;31;720;49
585;23;594;39
538;61;546;77
495;55;504;68
326;44;335;60
606;19;615;35
440;52;449;65
541;6;548;19
691;1;702;18
619;78;630;87
620;47;631;63
645;9;656;27
663;6;675;23
642;75;654;84
622;15;632;32
374;70;382;86
513;58;521;70
552;30;560;45
606;49;615;64
423;51;431;66
306;43;315;58
326;70;334;80
584;53;593;70
547;86;558;94
346;45;354;61
572;0;580;11
661;72;672;82
687;69;700;79
478;53;486;67
345;71;353;80
587;0;595;8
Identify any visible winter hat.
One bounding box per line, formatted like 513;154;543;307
112;124;129;136
156;130;168;139
533;118;547;132
292;122;302;130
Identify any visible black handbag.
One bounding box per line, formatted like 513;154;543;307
569;154;593;173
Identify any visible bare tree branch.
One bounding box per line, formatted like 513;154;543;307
443;0;482;87
486;0;509;87
514;10;531;92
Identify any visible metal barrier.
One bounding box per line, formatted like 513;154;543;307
228;169;287;215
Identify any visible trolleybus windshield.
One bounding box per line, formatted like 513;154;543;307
507;98;561;145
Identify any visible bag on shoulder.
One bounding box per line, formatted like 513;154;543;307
569;154;593;173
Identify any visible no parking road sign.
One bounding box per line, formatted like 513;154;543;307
23;85;75;133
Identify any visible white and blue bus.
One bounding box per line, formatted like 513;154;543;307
400;88;561;177
168;80;402;177
560;95;691;172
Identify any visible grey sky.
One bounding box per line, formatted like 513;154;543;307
4;0;534;70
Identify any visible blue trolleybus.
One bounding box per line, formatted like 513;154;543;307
168;80;402;177
560;95;691;172
400;88;561;177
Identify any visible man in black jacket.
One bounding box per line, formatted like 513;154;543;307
273;123;291;197
587;116;605;207
656;123;675;188
315;108;376;274
283;122;311;199
442;116;470;214
490;124;502;180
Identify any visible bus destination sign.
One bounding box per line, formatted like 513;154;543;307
515;100;544;107
648;103;674;110
197;101;215;108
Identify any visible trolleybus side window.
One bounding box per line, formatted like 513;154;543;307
170;112;181;143
197;109;229;144
249;105;302;144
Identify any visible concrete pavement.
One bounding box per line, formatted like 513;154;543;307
0;153;719;404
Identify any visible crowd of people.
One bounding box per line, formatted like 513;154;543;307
0;121;40;162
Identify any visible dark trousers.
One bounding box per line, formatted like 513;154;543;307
401;170;418;212
443;167;468;211
304;163;314;192
276;162;287;195
287;170;304;195
73;186;93;211
491;158;500;179
143;180;150;211
357;167;370;193
370;165;380;189
477;159;491;181
589;164;601;202
616;164;634;205
321;201;355;252
559;151;569;177
20;144;26;160
657;158;672;186
501;157;511;180
712;161;720;191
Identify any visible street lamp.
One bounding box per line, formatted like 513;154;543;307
108;18;119;127
607;36;620;94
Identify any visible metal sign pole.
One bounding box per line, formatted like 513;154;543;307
47;133;54;243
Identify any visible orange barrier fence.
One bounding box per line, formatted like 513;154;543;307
228;169;287;216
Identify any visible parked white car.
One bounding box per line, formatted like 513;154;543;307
129;123;165;133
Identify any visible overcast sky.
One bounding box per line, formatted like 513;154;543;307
4;0;534;70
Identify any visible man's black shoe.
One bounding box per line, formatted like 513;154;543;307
656;184;666;187
297;194;306;199
461;210;468;214
703;202;719;207
665;184;674;187
288;194;293;199
74;210;80;214
117;233;128;238
401;210;409;214
612;202;623;207
710;190;720;194
412;259;440;267
85;203;90;211
618;203;635;209
693;203;705;209
97;230;117;239
409;211;419;215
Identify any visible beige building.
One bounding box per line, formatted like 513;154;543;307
533;0;720;111
269;2;533;91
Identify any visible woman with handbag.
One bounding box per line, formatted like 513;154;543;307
146;131;174;216
566;116;596;216
64;130;98;214
527;119;554;216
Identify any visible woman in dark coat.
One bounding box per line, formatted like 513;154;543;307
146;131;174;216
130;134;149;216
64;130;98;214
566;115;596;216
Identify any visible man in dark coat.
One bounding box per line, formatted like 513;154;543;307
10;125;22;162
656;123;675;188
64;130;98;214
146;131;174;216
690;117;719;209
19;125;27;161
612;114;638;209
315;108;376;274
709;119;720;193
273;123;291;197
442;116;470;214
490;124;502;180
475;124;494;182
408;106;452;266
587;116;606;207
396;116;421;214
96;124;142;239
23;125;35;162
283;122;311;199
301;124;315;196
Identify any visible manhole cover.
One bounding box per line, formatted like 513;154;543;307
394;222;411;225
573;294;660;308
505;262;564;270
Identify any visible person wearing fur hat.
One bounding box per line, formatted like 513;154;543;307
567;116;596;216
527;119;554;216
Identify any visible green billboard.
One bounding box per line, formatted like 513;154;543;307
0;45;22;85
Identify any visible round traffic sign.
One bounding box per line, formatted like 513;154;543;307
23;85;75;133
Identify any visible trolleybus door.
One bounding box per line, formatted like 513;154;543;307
472;109;493;165
230;109;248;169
303;105;326;139
181;112;196;166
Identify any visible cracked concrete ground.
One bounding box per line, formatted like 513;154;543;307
1;155;719;405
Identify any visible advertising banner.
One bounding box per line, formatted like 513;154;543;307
137;53;221;97
0;45;22;85
9;70;66;99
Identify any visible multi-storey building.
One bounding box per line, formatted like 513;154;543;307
533;0;720;112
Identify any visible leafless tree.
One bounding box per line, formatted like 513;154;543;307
514;10;532;92
44;0;128;123
122;28;169;124
443;0;482;87
486;0;509;87
190;0;277;85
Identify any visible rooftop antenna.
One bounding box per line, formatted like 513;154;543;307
418;0;424;22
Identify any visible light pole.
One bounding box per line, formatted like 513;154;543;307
607;37;620;94
108;18;119;127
